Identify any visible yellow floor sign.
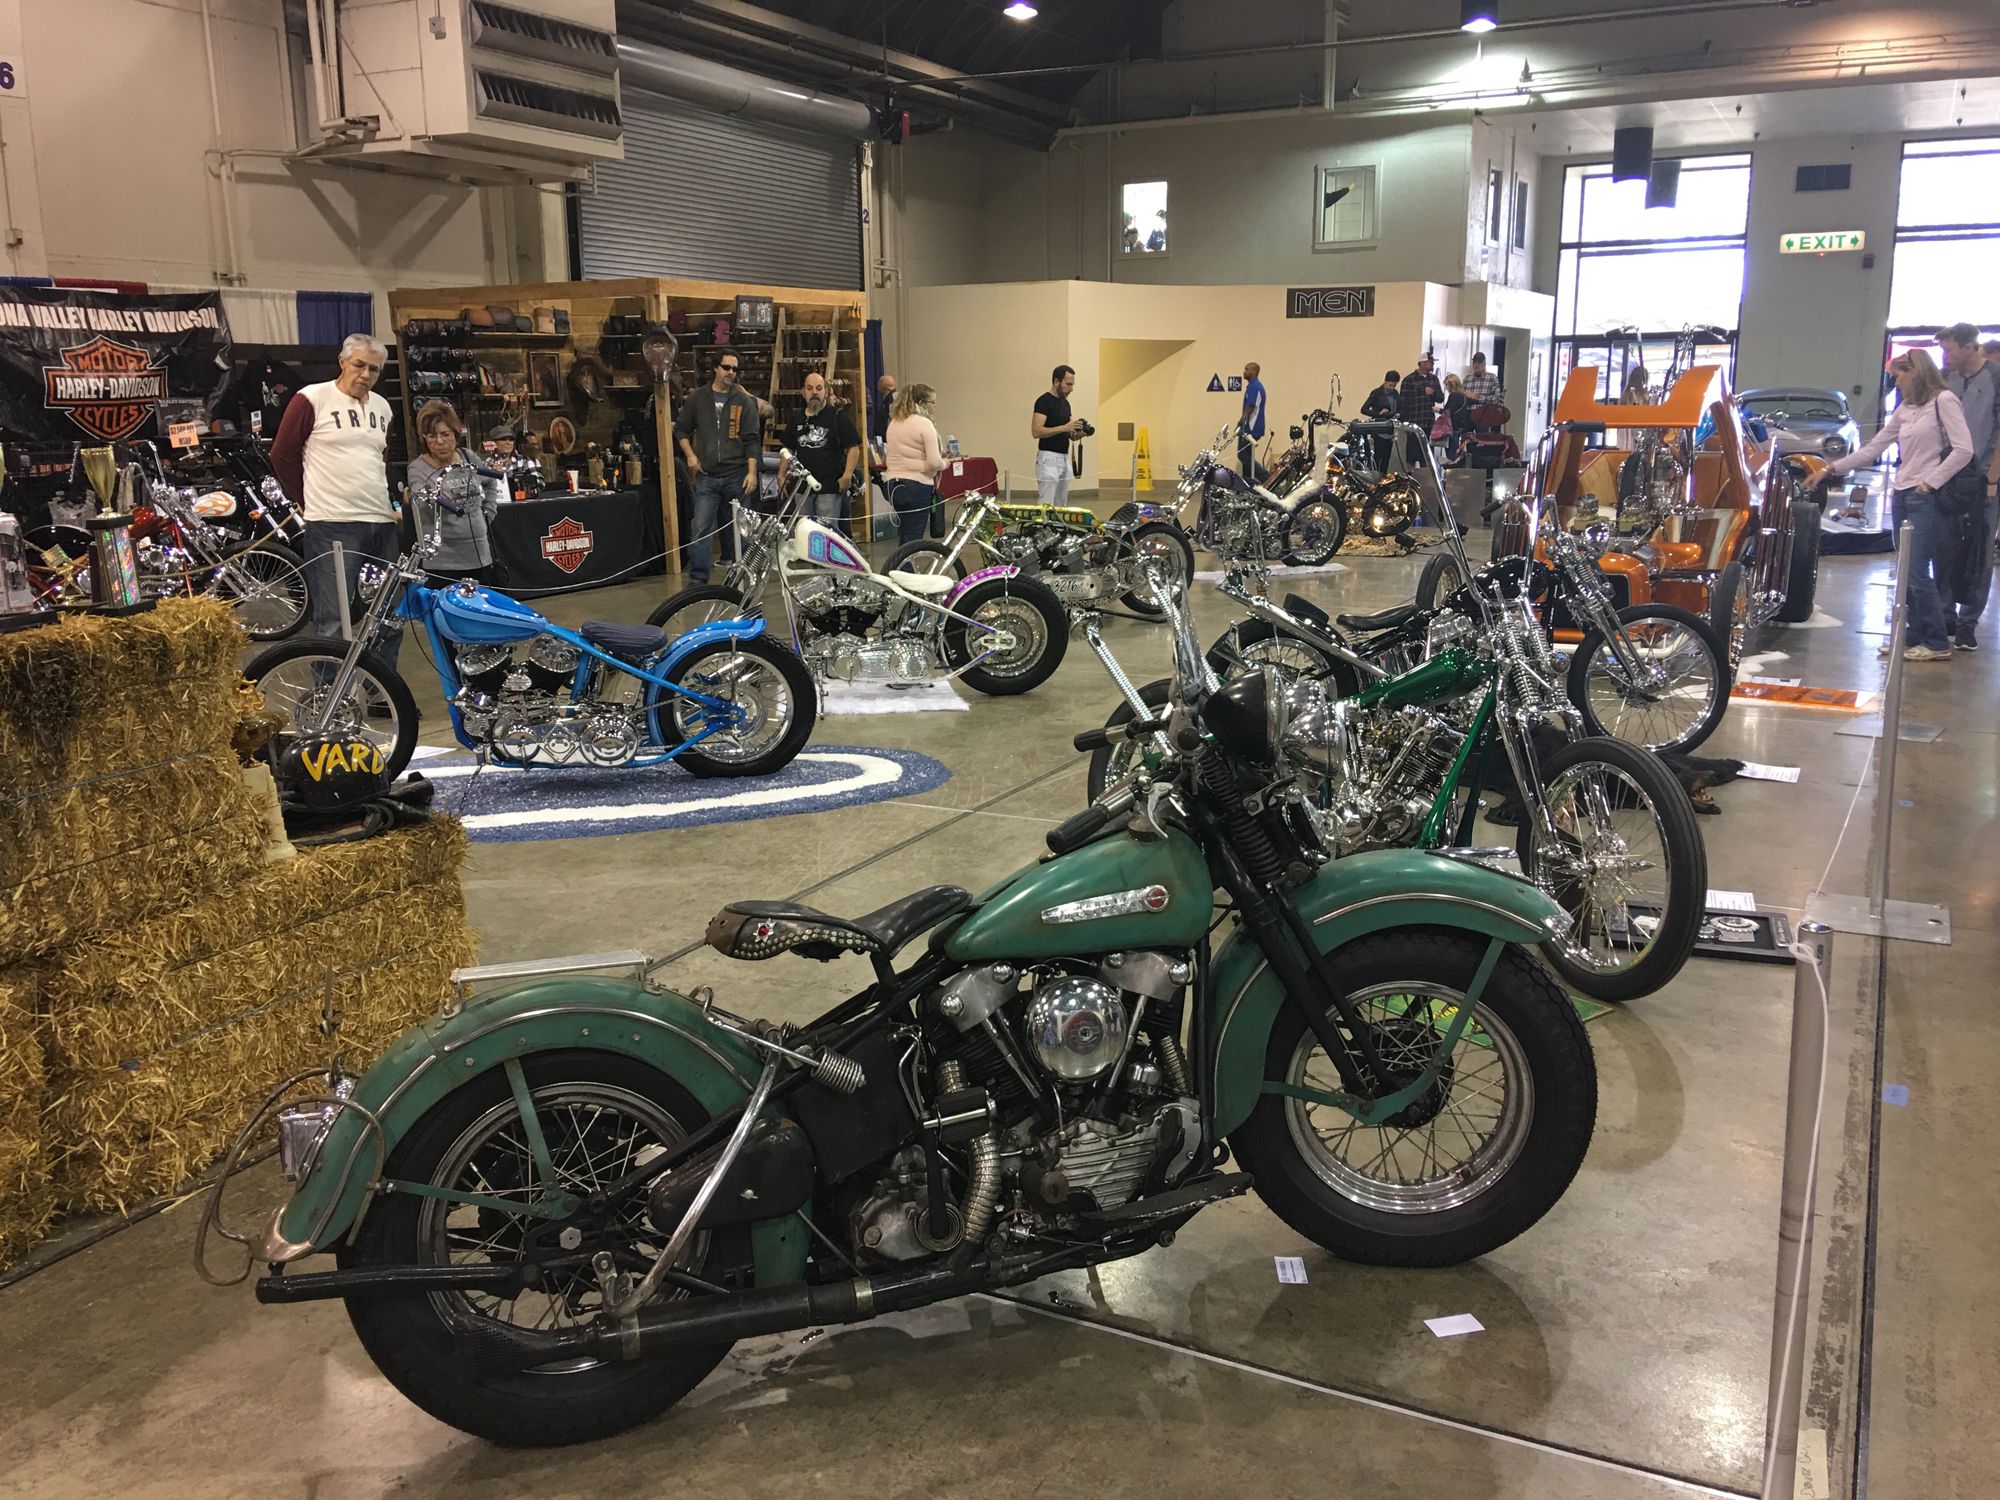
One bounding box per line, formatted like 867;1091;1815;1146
1134;427;1153;491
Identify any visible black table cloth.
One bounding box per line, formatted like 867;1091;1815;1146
486;488;666;597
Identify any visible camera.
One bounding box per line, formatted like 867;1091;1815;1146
1074;419;1096;438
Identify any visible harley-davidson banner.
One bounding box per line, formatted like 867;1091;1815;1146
0;289;231;443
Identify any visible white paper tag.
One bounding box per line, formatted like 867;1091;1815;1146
1274;1256;1308;1284
1737;762;1801;783
1424;1313;1484;1337
1707;888;1757;913
1745;675;1803;687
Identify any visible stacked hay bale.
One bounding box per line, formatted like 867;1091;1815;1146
0;600;475;1265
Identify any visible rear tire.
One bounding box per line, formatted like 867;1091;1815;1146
1416;550;1469;614
887;539;967;580
1774;498;1821;624
658;636;817;777
1205;618;1361;696
943;575;1067;695
340;1052;749;1447
243;636;418;781
1515;735;1707;1003
1086;677;1172;803
1230;929;1597;1266
1281;494;1348;567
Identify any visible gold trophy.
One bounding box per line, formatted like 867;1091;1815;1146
80;445;119;515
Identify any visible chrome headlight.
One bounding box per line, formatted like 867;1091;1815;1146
1821;434;1849;458
1284;679;1353;781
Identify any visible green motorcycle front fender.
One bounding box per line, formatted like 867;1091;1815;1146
260;976;809;1285
1206;850;1570;1137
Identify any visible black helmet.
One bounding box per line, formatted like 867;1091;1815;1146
276;732;392;812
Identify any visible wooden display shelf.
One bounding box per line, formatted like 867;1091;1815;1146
391;278;869;570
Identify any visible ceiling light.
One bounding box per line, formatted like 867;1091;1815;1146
1461;0;1499;33
1003;1;1037;18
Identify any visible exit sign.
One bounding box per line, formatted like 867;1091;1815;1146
1780;230;1866;254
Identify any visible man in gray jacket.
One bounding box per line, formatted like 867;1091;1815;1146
1938;323;2000;650
673;348;761;584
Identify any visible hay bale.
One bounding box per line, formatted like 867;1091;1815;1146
45;944;467;1213
0;597;245;791
0;963;54;1269
42;818;471;1070
40;820;475;1214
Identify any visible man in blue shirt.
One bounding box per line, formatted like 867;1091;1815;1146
1238;361;1267;482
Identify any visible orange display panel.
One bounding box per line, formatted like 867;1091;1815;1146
1552;365;1724;431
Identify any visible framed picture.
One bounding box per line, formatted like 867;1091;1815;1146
529;351;563;408
735;295;776;333
1314;163;1380;251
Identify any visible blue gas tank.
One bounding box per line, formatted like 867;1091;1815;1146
430;583;550;645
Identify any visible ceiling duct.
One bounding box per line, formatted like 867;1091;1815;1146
615;38;873;139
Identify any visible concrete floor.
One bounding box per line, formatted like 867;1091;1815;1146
1;537;1991;1499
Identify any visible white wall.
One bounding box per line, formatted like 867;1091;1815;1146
0;0;536;330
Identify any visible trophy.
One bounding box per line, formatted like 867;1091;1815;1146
81;445;119;515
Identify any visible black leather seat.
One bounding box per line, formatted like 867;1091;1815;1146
707;885;973;963
581;620;669;662
1336;602;1420;633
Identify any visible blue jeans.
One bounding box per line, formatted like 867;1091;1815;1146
1895;488;1953;652
811;486;848;533
301;520;401;666
687;472;748;584
887;480;934;544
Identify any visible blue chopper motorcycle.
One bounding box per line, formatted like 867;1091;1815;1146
243;461;816;783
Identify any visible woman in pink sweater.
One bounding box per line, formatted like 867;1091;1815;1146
882;383;945;543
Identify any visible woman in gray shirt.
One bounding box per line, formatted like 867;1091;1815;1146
407;400;499;582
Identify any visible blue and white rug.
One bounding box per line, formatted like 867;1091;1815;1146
406;745;952;843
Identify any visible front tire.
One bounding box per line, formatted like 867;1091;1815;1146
1230;929;1596;1266
1515;735;1707;1003
213;541;309;640
887;538;968;580
943;575;1067;695
1774;498;1821;624
1281;494;1348;567
1086;677;1172;803
1708;559;1747;669
1117;520;1196;617
244;636;418;781
1567;604;1729;754
340;1052;750;1447
658;636;817;777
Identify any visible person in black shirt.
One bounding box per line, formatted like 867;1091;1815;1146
781;371;862;530
1360;369;1400;470
1031;364;1084;505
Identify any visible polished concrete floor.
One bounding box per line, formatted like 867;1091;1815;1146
1;536;1992;1500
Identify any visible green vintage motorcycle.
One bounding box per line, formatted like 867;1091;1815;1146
198;581;1597;1448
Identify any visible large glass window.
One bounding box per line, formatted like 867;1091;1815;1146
1888;138;2000;328
1552;154;1751;403
1119;180;1169;257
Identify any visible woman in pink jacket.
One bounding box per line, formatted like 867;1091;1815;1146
1824;349;1974;661
882;383;944;544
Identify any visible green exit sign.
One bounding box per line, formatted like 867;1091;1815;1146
1780;230;1866;254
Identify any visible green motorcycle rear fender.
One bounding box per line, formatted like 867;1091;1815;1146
944;827;1214;963
260;976;808;1285
1206;850;1569;1137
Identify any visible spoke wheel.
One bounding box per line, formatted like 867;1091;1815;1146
660;636;816;777
1119;521;1196;616
1568;604;1728;754
340;1053;753;1447
212;543;309;639
1515;734;1706;1002
1282;496;1348;567
243;636;418;781
944;575;1067;695
1282;982;1533;1214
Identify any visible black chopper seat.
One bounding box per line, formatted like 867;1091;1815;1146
706;886;973;963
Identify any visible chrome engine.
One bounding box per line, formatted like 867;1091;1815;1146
848;949;1201;1265
1290;694;1468;854
790;573;937;683
449;632;649;765
989;523;1139;605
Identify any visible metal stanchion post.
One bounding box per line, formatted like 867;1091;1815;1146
1002;467;1010;503
330;539;351;641
1762;920;1831;1500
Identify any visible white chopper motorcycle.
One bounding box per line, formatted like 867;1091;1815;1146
647;456;1069;696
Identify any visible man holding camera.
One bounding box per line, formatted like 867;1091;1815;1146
1031;364;1090;506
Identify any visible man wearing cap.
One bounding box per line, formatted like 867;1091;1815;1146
673;348;761;584
1463;352;1501;407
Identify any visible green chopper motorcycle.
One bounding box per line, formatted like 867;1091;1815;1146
198;580;1597;1449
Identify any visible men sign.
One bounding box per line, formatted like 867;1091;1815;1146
1779;230;1866;255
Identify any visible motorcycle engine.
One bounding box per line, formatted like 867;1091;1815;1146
841;951;1202;1266
792;574;935;683
1298;701;1466;853
447;633;627;762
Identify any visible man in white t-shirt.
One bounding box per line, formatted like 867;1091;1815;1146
270;333;400;660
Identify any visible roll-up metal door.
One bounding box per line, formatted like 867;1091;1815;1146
577;91;862;290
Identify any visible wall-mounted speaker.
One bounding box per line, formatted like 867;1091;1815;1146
1612;126;1654;184
1646;158;1681;209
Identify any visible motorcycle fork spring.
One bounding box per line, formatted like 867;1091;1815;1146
1196;749;1289;890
